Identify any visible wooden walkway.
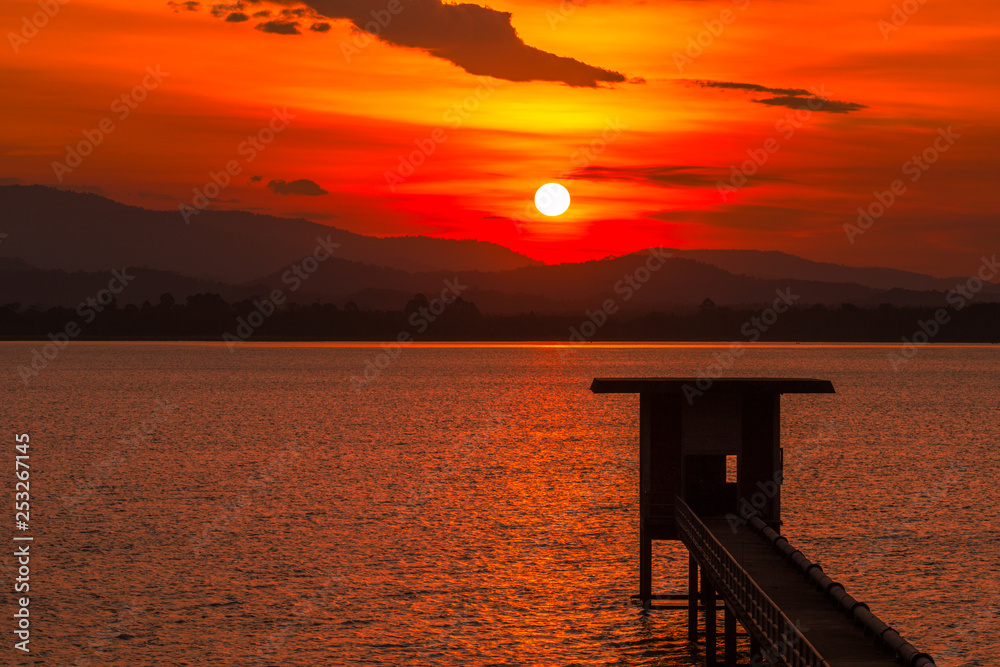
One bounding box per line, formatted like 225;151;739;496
676;498;936;666
704;516;903;666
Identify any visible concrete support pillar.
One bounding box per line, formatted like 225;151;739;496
640;530;652;610
724;603;737;666
688;553;699;641
702;568;716;665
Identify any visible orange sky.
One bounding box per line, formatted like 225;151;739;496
1;0;998;276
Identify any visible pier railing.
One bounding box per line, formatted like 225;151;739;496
675;496;831;667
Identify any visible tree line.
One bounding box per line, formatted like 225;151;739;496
0;293;998;342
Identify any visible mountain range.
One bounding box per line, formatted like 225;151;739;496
2;185;997;314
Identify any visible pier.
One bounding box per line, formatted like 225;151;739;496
590;377;937;667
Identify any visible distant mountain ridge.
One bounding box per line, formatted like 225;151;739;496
663;249;971;292
0;185;540;282
1;185;997;314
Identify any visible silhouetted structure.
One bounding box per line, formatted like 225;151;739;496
591;377;937;667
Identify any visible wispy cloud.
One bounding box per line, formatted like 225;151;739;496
688;80;867;114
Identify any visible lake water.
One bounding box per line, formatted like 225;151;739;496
2;342;998;666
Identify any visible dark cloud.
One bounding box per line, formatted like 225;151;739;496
688;79;867;114
752;96;867;114
300;0;627;87
0;177;22;186
568;165;727;188
691;80;811;96
255;20;301;35
252;10;270;18
226;11;249;22
249;174;262;183
267;179;329;196
137;191;176;200
167;1;199;11
309;22;331;32
210;2;243;18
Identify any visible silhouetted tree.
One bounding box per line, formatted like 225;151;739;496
405;293;429;314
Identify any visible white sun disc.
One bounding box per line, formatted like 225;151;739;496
534;183;571;216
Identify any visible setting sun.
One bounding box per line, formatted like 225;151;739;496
534;182;571;216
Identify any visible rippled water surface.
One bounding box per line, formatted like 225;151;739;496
1;342;998;666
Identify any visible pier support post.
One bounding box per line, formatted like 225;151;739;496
640;529;652;609
688;554;698;641
724;604;737;666
702;567;716;665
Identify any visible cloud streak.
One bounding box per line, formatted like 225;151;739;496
568;165;786;188
568;165;727;188
689;79;867;114
691;80;811;96
752;96;867;113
